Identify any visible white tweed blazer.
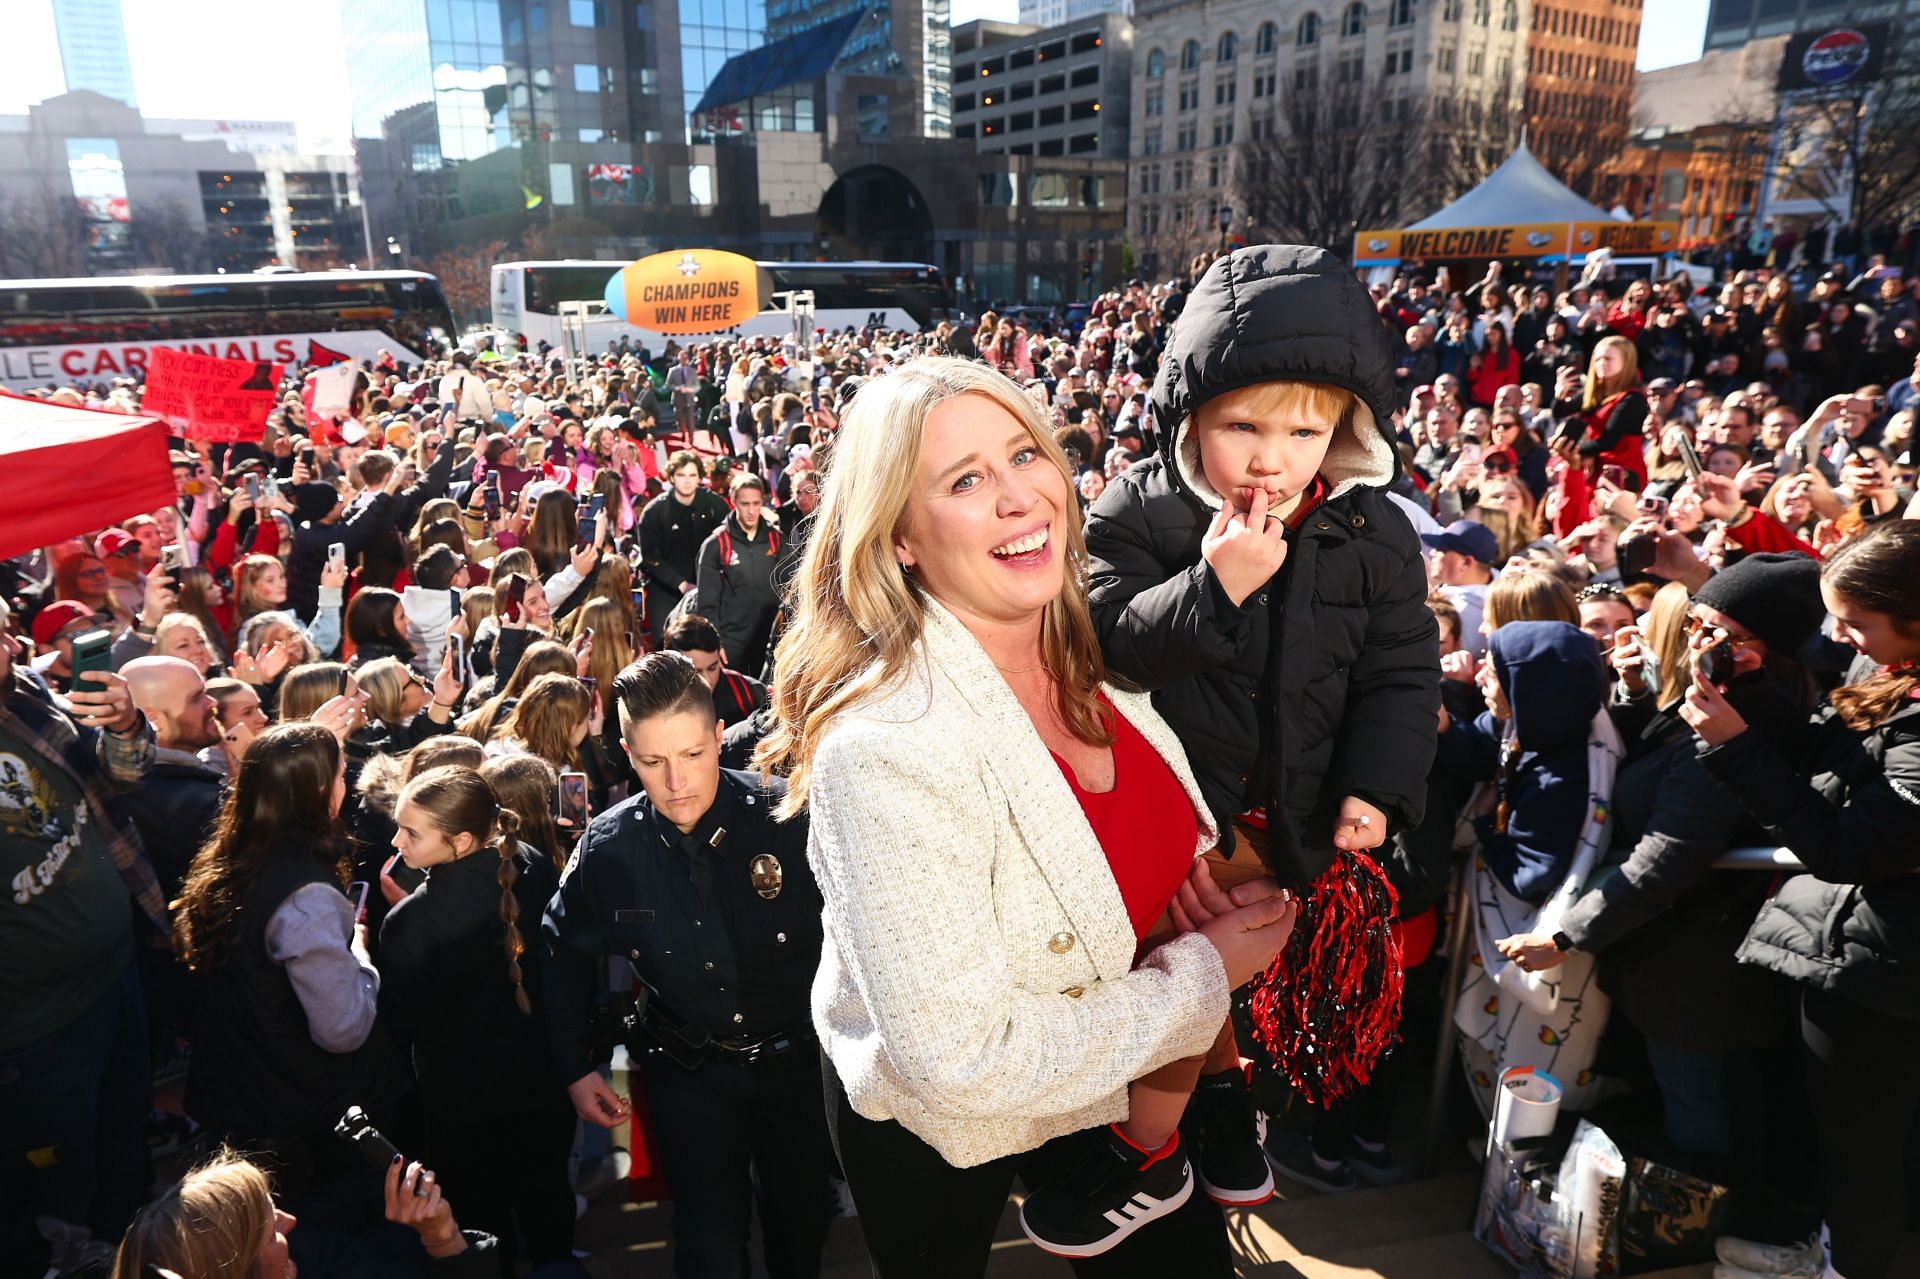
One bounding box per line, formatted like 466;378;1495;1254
806;599;1231;1168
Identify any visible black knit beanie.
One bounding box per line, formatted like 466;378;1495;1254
292;482;340;526
1693;551;1826;656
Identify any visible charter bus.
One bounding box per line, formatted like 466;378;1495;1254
0;270;457;390
490;259;957;351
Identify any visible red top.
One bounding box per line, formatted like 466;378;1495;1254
1051;697;1199;941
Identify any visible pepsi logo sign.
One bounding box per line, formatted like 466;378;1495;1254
1526;230;1553;247
1367;237;1390;252
1803;28;1871;86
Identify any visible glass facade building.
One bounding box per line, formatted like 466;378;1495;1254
51;0;138;107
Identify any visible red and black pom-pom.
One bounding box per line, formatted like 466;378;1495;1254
1247;848;1404;1108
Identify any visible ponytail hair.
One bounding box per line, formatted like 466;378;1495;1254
397;765;533;1016
1824;521;1920;731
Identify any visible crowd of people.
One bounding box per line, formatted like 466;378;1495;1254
3;238;1918;1279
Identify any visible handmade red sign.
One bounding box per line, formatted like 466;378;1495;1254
141;346;283;443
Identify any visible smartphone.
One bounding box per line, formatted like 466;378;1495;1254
579;675;597;701
556;770;590;829
1699;637;1737;686
588;491;607;516
348;880;370;918
159;543;183;594
1601;464;1629;489
630;588;646;618
1636;494;1670;518
327;542;347;573
577;512;598;547
482;481;501;520
263;473;281;501
69;628;114;697
1677;434;1705;481
448;632;467;678
1617;534;1659;580
245;475;262;501
384;849;425;895
300;445;316;468
499;573;528;624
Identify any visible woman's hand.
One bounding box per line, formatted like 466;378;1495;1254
570;539;601;579
312;692;365;742
384;1159;466;1258
1193;889;1300;990
380;852;409;907
572;628;594;677
320;556;349;591
1679;656;1750;747
1610;624;1648;695
1497;933;1566;973
428;646;463;720
226;488;254;526
140;567;178;629
1441;649;1477;683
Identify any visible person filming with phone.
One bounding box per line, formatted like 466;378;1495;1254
541;651;834;1279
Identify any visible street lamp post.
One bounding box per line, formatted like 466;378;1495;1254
1218;205;1233;255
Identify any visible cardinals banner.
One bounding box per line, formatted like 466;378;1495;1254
141;347;283;443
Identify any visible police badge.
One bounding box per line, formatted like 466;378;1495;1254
749;853;783;899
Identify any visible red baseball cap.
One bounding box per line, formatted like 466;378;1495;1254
31;600;98;648
96;529;140;557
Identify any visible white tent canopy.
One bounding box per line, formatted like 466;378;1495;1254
1407;142;1613;231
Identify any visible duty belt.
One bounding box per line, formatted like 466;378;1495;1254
623;981;814;1071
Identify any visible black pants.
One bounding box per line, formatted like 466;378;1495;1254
1801;985;1920;1279
823;1052;1234;1279
425;1086;577;1268
640;1048;836;1279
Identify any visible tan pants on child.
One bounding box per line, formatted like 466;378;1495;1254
1133;824;1276;1109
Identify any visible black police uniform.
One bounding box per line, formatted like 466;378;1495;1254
541;768;833;1279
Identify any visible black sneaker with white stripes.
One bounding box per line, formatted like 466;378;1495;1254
1019;1124;1194;1258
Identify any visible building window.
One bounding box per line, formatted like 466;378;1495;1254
1294;62;1319;92
1144;88;1163;116
979;173;1018;204
1172;158;1191;189
1389;0;1415;26
1467;47;1483;74
1500;0;1517;31
1298;12;1321;46
1443;0;1461;17
1011;111;1034;131
955;92;975;112
1255;21;1278;55
1179;83;1199;111
1040;40;1066;60
1147;48;1165;78
1033;172;1072;207
1252;70;1276;97
1342;3;1366;38
1039;138;1064;154
1070;98;1101;121
568;0;605;25
1437;45;1454;71
1180;39;1200;71
982;57;1004;75
1011;81;1035;100
1218;31;1237;62
1041;104;1066;126
1495;54;1510;81
955;122;976;139
982;117;1004;136
573;64;605;93
1208;154;1223;186
1472;0;1489;25
1069;133;1098;153
1011;48;1035;69
1071;65;1099;87
1211;116;1234;146
1143;126;1162;153
579;127;604;142
1041;73;1066;93
1071;31;1101;54
955;61;974;81
1176;123;1197;150
1215;78;1235;104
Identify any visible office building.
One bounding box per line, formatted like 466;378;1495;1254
51;0;137;107
1019;0;1131;26
1704;0;1909;49
1525;2;1643;206
0;93;361;275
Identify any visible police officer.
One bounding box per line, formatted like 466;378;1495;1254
541;651;832;1279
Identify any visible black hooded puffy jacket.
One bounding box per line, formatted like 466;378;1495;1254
1085;245;1440;889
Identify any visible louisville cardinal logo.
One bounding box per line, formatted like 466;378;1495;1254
307;339;351;367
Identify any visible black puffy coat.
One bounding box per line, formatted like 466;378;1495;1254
1085;245;1440;889
1721;658;1920;1019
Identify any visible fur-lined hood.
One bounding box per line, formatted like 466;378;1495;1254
1148;244;1403;512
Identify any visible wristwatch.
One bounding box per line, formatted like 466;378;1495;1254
1552;930;1576;954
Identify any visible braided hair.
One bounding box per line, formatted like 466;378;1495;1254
397;765;533;1015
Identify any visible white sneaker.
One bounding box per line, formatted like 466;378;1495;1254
1714;1233;1823;1278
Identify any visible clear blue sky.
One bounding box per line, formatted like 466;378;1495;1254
1;0;1706;150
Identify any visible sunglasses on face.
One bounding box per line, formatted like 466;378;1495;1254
1482;459;1514;474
